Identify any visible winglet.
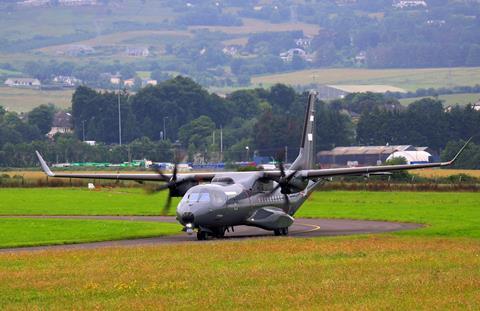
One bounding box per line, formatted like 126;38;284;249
35;151;54;177
447;137;473;165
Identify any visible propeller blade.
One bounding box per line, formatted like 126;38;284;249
162;192;172;215
283;193;290;214
144;182;171;194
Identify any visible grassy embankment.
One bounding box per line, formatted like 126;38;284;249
0;87;73;113
0;188;479;308
252;67;480;91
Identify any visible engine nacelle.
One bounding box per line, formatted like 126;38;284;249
283;177;308;194
170;179;199;197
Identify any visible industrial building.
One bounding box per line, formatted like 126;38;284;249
317;145;437;168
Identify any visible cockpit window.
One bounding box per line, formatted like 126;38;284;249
184;192;210;203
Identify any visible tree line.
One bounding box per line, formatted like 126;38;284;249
0;77;479;168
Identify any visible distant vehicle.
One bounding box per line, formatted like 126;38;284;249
257;163;277;170
36;92;472;240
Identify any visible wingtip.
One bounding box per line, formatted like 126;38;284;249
35;150;54;177
447;136;473;165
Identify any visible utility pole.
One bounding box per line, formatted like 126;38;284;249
220;125;223;162
118;84;122;146
163;116;168;141
82;120;86;142
285;146;288;163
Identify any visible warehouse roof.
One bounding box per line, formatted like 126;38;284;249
318;145;414;156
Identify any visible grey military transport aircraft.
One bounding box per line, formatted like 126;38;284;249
36;92;471;240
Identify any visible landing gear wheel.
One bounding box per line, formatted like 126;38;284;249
197;231;208;241
274;227;289;236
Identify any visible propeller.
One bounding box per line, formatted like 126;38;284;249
147;162;194;215
263;161;301;214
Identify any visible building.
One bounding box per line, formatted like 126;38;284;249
4;78;41;89
141;79;157;87
123;78;135;88
53;76;81;87
58;45;95;57
393;0;427;9
318;145;436;168
473;101;480;111
279;48;313;62
46;111;73;139
125;47;150;57
386;151;432;164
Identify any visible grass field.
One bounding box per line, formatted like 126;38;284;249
0;188;175;216
0;237;478;309
251;67;480;91
1;188;479;238
0;188;479;308
0;218;180;248
399;93;480;106
0;87;73;112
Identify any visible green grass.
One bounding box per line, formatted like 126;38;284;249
252;67;480;91
0;188;177;215
1;188;479;238
296;191;480;238
399;93;480;106
0;87;73;112
0;218;180;248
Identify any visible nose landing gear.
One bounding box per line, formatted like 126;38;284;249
273;227;289;236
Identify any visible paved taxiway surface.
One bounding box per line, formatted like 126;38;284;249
0;216;422;253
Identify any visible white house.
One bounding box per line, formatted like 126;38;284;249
47;111;73;139
4;78;41;89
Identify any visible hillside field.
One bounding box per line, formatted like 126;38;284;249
0;87;73;112
251;67;480;91
399;93;480;106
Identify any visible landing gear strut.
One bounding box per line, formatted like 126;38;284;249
197;231;208;240
273;227;289;236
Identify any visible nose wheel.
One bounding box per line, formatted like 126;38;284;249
197;231;208;240
274;227;289;236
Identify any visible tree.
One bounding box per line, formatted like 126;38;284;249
28;104;55;135
179;116;216;150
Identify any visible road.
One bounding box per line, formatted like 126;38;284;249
0;216;421;253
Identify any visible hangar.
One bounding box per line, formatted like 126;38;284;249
317;145;437;168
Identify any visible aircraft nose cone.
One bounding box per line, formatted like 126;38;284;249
181;212;195;224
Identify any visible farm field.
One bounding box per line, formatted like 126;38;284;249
0;87;73;113
251;67;480;91
399;93;480;106
410;168;480;178
0;218;179;248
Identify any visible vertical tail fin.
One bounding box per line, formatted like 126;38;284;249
290;91;316;170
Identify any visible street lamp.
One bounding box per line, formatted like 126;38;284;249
245;146;250;161
163;116;169;141
117;82;122;146
82;120;86;142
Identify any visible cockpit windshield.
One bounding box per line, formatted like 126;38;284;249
186;192;210;203
181;190;226;205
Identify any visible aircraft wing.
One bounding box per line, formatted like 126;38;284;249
297;138;472;179
35;151;216;182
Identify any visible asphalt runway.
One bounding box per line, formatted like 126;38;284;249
0;216;422;253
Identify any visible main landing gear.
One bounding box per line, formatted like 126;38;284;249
273;227;289;236
196;226;231;240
